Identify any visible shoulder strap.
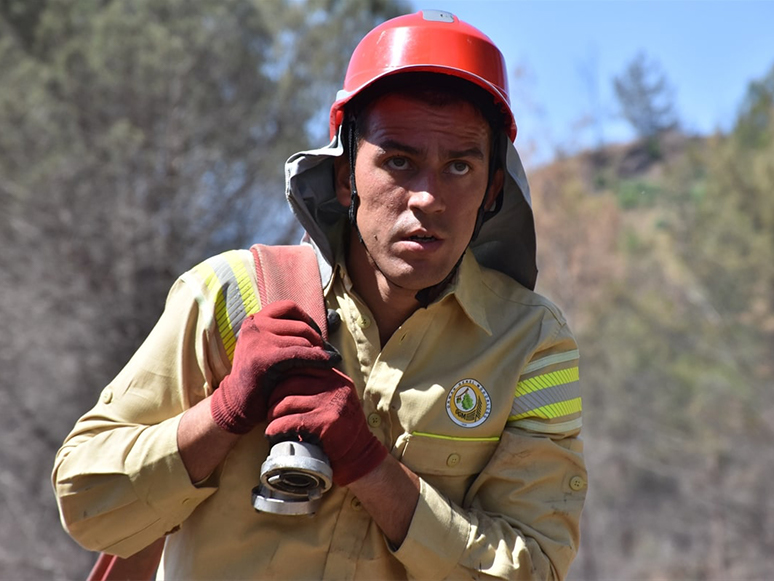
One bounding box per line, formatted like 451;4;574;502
251;243;328;340
86;244;325;581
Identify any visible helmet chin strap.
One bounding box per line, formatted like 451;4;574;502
345;122;504;308
347;121;363;245
472;131;505;242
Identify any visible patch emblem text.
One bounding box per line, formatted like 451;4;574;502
446;379;491;428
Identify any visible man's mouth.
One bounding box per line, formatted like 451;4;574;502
409;234;437;242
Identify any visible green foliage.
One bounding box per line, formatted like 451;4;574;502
617;178;662;209
678;123;774;318
733;63;774;149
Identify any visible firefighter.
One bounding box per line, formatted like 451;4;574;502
54;10;586;580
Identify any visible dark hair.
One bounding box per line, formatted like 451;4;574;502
342;72;509;150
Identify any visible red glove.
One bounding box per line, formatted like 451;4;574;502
210;301;340;434
265;368;388;486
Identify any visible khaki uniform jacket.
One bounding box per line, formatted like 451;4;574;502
53;247;586;580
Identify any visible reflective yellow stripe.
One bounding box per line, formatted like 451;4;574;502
509;366;581;423
518;367;579;394
185;250;261;365
214;287;237;360
412;431;500;442
192;253;247;362
193;260;218;289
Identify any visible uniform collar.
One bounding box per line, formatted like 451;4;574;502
433;251;493;336
325;236;493;337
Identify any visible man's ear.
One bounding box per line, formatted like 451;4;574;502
333;155;352;207
485;168;505;210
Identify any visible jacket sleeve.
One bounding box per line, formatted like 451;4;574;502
51;277;228;557
392;323;586;581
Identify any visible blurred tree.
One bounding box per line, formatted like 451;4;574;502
0;1;406;578
613;51;679;158
671;67;774;347
733;63;774;149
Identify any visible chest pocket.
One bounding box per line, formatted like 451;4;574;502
396;432;500;506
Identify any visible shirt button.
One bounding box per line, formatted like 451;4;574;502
446;453;461;467
357;315;371;329
350;497;363;511
569;476;587;491
101;389;113;404
367;413;381;428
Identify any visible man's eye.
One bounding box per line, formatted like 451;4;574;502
449;161;470;176
386;157;409;170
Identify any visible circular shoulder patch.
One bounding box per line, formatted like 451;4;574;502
446;379;492;428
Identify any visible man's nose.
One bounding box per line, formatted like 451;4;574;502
406;172;445;214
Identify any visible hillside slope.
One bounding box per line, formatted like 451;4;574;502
528;127;774;580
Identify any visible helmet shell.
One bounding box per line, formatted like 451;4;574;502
330;10;516;141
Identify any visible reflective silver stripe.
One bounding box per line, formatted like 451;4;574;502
211;253;249;336
509;380;581;419
509;417;583;434
523;349;579;375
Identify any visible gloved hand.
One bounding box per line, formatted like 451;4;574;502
210;301;340;435
265;367;388;486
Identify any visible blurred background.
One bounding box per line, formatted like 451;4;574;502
1;1;772;579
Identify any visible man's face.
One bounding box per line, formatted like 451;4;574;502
336;93;503;294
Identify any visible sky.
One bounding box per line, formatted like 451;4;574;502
410;0;774;164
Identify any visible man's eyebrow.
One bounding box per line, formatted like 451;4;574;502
376;139;421;155
375;139;485;160
447;146;485;160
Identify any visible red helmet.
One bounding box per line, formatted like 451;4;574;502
329;10;516;141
